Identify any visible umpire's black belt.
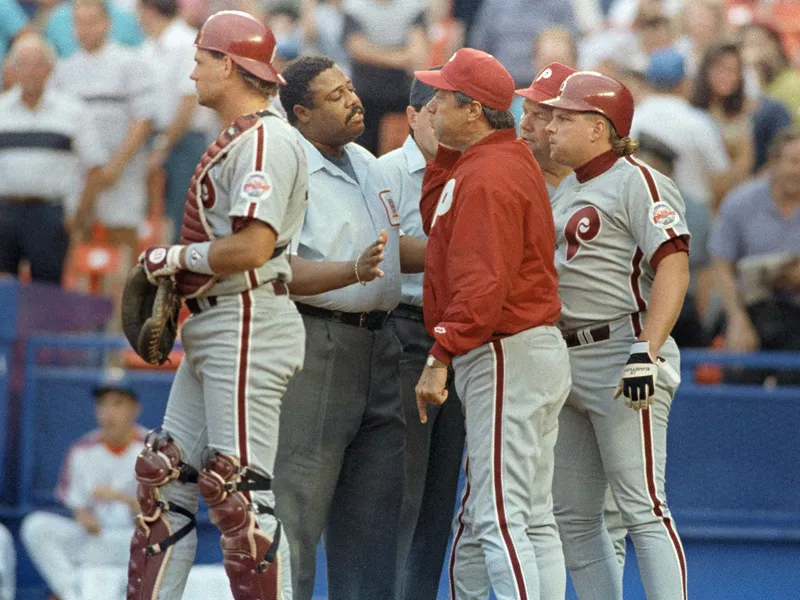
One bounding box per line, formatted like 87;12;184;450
392;303;425;323
295;302;390;330
185;281;288;315
563;324;611;348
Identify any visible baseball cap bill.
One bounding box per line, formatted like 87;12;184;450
414;48;515;111
515;62;577;103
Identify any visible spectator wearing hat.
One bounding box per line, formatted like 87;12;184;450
414;48;569;600
630;47;733;209
377;71;466;600
21;379;146;600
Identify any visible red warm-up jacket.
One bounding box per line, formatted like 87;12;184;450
421;129;561;365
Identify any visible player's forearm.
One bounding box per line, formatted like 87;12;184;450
638;252;689;354
109;119;153;171
182;220;277;276
713;257;748;319
400;235;426;273
75;167;103;218
288;256;359;296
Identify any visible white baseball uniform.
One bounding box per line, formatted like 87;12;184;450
21;427;146;600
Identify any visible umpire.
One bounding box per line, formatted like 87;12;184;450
377;74;466;600
274;55;425;600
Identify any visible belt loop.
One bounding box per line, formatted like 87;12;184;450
359;313;366;328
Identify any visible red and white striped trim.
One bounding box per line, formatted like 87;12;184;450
625;156;677;239
449;459;471;600
235;290;255;497
490;340;529;600
254;122;265;169
629;247;646;336
245;203;260;289
639;409;688;599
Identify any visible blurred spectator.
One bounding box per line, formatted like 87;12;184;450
674;0;728;77
0;34;105;285
451;0;484;41
21;379;146;600
0;0;28;61
342;0;428;155
426;0;465;66
691;43;756;190
470;0;577;87
52;0;156;259
607;0;684;29
301;0;351;75
44;0;144;57
137;0;215;242
740;22;800;126
637;133;712;347
630;48;732;209
709;126;800;384
269;4;303;69
0;522;14;600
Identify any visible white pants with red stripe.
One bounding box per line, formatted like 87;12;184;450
553;336;687;600
146;286;305;599
449;326;570;600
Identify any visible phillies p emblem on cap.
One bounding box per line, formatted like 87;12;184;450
536;68;553;81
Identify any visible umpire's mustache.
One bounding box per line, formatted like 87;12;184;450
347;106;365;123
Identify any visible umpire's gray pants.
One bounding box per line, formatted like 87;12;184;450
273;314;405;600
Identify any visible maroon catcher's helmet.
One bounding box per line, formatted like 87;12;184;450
541;71;634;137
195;10;284;84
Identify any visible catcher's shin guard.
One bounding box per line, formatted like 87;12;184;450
198;452;283;600
127;430;198;600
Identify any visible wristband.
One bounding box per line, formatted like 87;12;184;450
185;242;215;275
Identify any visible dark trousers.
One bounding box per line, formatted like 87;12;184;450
725;300;800;385
0;201;68;284
392;309;466;600
273;313;405;600
163;131;208;243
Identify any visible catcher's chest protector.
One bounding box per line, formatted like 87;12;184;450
176;113;262;297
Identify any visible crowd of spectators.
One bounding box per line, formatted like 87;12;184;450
1;0;799;362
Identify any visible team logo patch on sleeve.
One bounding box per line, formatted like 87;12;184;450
241;171;272;201
379;190;401;226
649;202;680;229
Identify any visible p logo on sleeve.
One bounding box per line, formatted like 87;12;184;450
241;171;273;201
649;202;680;230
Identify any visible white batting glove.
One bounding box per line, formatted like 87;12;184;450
139;245;184;285
614;341;658;410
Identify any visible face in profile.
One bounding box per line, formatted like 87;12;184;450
190;49;228;109
519;99;554;157
545;108;598;167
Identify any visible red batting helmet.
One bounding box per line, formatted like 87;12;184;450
195;10;284;84
541;71;634;137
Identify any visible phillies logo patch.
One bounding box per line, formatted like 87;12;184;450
649;202;679;229
536;68;553;81
241;171;272;201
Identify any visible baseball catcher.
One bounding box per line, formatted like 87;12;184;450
123;11;308;600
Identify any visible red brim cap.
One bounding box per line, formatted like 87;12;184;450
413;69;458;93
514;87;553;103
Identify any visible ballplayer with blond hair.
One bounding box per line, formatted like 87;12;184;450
543;71;690;600
126;11;307;600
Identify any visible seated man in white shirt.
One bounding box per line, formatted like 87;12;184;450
21;379;146;600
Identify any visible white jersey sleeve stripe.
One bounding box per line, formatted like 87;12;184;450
625;156;677;239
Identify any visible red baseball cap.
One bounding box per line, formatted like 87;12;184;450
515;62;576;103
414;48;515;111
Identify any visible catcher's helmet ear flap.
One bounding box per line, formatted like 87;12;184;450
194;10;285;85
541;71;634;137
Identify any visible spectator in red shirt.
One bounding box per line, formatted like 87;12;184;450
414;48;571;600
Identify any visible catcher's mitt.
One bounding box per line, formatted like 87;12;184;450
121;265;182;365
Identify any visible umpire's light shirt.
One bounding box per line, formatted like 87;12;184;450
290;133;401;312
0;87;106;209
376;134;426;308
